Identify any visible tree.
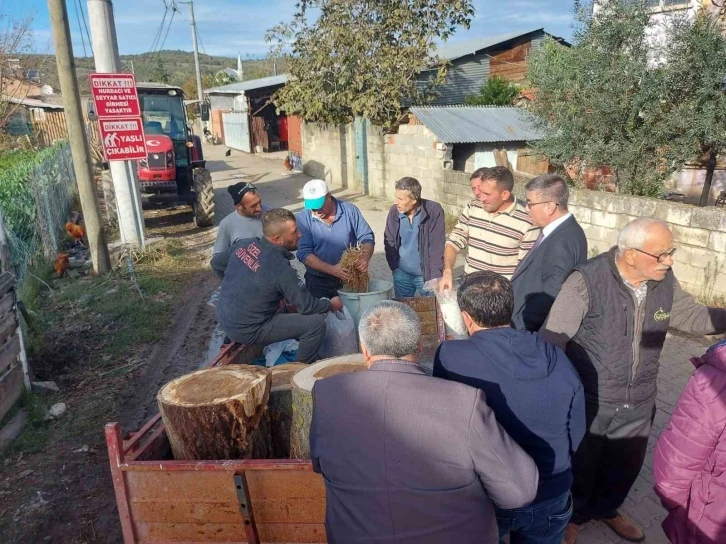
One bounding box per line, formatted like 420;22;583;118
0;15;34;147
528;1;726;201
657;13;726;206
464;75;520;106
266;0;474;128
149;58;171;84
183;73;236;119
528;0;666;196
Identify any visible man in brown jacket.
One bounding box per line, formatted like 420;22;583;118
310;300;538;544
540;217;726;543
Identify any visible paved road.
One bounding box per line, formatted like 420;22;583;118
206;145;715;543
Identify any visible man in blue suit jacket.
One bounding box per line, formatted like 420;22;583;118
434;271;586;544
510;174;587;331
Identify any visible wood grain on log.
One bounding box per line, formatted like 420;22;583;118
268;363;308;459
157;366;271;460
289;354;367;459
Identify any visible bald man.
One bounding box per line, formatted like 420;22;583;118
540;217;726;544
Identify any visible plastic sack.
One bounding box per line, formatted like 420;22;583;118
318;307;358;359
423;278;468;339
263;339;300;367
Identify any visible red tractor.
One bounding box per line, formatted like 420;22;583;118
135;83;214;227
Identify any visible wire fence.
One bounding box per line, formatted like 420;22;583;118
0;142;76;288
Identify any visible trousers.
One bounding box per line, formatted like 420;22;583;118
571;400;656;524
305;272;343;300
223;312;327;364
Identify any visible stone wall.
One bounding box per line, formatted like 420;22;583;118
301;121;451;201
444;169;726;301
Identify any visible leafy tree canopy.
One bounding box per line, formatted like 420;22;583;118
528;0;726;200
464;75;520;106
267;0;474;128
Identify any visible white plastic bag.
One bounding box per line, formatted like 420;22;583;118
318;307;358;359
263;339;300;367
423;278;468;339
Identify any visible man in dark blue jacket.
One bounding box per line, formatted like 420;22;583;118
212;208;343;363
434;271;586;544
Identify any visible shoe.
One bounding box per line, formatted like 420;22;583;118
601;513;645;542
562;522;582;544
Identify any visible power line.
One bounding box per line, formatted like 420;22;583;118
74;0;88;58
156;3;178;54
78;0;93;57
149;1;170;54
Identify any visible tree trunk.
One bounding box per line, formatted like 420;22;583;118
157;366;271;460
268;363;308;459
289;354;367;459
699;149;717;207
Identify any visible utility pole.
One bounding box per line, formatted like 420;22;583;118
181;1;205;129
87;0;146;248
47;0;111;274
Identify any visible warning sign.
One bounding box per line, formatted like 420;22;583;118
98;117;147;161
90;73;141;118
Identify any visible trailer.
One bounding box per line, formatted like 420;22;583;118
105;297;445;544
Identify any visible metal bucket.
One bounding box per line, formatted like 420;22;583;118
337;279;394;330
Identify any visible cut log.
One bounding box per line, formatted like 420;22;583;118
290;354;367;459
157;366;271;460
268;363;308;459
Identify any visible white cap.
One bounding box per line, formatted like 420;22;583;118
303;179;329;210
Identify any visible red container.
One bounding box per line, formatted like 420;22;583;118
277;115;288;142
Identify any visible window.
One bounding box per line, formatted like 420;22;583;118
645;0;690;9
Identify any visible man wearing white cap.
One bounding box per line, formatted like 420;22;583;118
297;179;375;299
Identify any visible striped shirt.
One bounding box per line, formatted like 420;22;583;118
447;199;540;278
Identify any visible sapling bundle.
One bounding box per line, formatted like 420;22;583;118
338;244;369;293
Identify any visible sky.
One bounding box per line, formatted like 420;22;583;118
12;0;577;60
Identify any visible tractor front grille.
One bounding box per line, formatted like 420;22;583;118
147;153;167;169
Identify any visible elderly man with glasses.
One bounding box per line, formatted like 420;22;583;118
540;217;726;544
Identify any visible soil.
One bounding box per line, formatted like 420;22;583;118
0;206;220;544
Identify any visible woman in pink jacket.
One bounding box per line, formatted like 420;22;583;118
653;338;726;544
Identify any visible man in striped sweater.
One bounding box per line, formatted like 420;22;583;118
440;167;540;290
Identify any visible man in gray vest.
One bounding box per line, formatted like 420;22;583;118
540;217;726;543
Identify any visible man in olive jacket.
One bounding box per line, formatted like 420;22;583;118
541;217;726;544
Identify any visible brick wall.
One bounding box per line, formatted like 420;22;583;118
444;169;726;301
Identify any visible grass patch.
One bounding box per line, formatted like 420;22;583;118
0;391;55;455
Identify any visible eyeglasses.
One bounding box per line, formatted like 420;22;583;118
526;200;557;208
632;247;677;263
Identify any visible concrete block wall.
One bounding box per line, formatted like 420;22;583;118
301;122;357;190
444;169;726;301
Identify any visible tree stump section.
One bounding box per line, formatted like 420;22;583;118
290;354;367;458
157;366;271;460
268;363;308;459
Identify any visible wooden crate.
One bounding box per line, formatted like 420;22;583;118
0;271;21;421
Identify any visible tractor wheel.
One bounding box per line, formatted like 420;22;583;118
100;169;118;229
192;167;215;228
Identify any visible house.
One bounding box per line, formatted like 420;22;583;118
418;28;569;106
409;106;545;173
204;74;301;155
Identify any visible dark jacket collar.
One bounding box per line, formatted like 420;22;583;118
368;359;428;375
258;236;295;261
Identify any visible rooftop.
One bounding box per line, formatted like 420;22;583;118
409;105;543;144
204;74;290;95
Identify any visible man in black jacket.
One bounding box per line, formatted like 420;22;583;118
511;174;587;331
383;177;445;297
541;217;726;543
212;208;343;363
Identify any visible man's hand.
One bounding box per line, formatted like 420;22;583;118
329;296;344;312
439;269;454;292
331;265;351;282
355;257;368;273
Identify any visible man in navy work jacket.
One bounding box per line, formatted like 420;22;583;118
311;300;538;544
212;208;343;363
297;179;375;299
383;176;445;297
434;270;585;544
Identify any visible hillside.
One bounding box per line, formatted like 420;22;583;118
22;50;286;95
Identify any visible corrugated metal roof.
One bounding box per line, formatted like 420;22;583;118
409;106;543;144
4;95;65;110
205;74;290;95
434;29;543;62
